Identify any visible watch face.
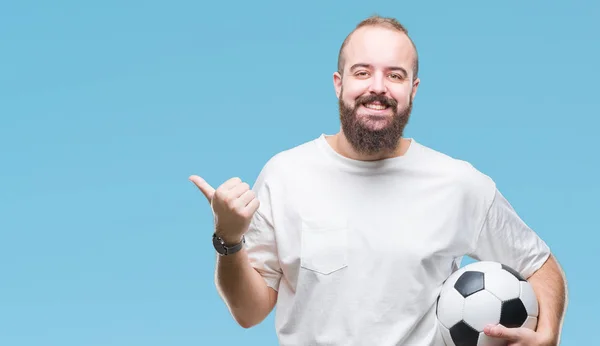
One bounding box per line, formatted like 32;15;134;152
213;234;227;254
212;233;244;256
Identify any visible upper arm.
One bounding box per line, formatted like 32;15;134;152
246;155;284;308
469;188;551;279
268;287;278;311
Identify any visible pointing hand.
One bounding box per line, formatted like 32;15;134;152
189;175;260;244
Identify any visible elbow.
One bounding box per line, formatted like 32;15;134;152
228;301;271;329
233;312;264;329
238;319;258;329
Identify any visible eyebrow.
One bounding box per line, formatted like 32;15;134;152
350;63;408;76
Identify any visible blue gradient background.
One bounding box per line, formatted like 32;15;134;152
1;1;597;345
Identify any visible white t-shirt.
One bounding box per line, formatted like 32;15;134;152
244;134;551;346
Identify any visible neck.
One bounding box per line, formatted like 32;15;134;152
327;131;411;162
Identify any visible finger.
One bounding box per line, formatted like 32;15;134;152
236;189;256;208
244;197;260;214
189;175;215;203
238;197;260;218
221;177;242;191
483;324;520;342
228;182;250;199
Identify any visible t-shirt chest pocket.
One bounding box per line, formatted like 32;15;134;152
300;220;348;275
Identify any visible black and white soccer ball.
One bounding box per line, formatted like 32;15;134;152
436;261;539;346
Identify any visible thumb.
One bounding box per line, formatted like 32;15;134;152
189;175;215;203
483;324;520;342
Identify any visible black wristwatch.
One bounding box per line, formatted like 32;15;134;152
212;233;245;256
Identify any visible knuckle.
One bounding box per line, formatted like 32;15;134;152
237;207;248;217
221;193;231;203
224;197;237;208
243;208;255;219
232;201;242;211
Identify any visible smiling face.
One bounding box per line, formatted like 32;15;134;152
334;25;420;156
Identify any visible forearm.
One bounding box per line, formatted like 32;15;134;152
527;254;568;345
215;249;276;328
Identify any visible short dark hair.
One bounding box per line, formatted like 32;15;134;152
337;15;419;79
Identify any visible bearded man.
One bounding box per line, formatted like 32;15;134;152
190;15;567;346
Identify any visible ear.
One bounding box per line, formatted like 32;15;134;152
411;77;420;100
333;71;343;99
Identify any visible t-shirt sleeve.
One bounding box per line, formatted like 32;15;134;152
469;188;551;279
244;163;283;292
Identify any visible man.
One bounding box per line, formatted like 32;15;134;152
190;15;568;346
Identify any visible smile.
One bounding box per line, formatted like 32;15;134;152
363;103;388;110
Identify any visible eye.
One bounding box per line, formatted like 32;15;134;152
354;71;370;78
389;73;404;80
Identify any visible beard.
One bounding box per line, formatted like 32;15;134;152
338;90;413;156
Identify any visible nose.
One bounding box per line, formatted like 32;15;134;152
368;72;387;95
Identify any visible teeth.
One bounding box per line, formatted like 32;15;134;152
364;103;386;110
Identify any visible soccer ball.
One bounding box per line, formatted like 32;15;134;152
436;261;539;346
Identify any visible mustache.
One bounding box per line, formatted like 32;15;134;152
355;94;398;109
